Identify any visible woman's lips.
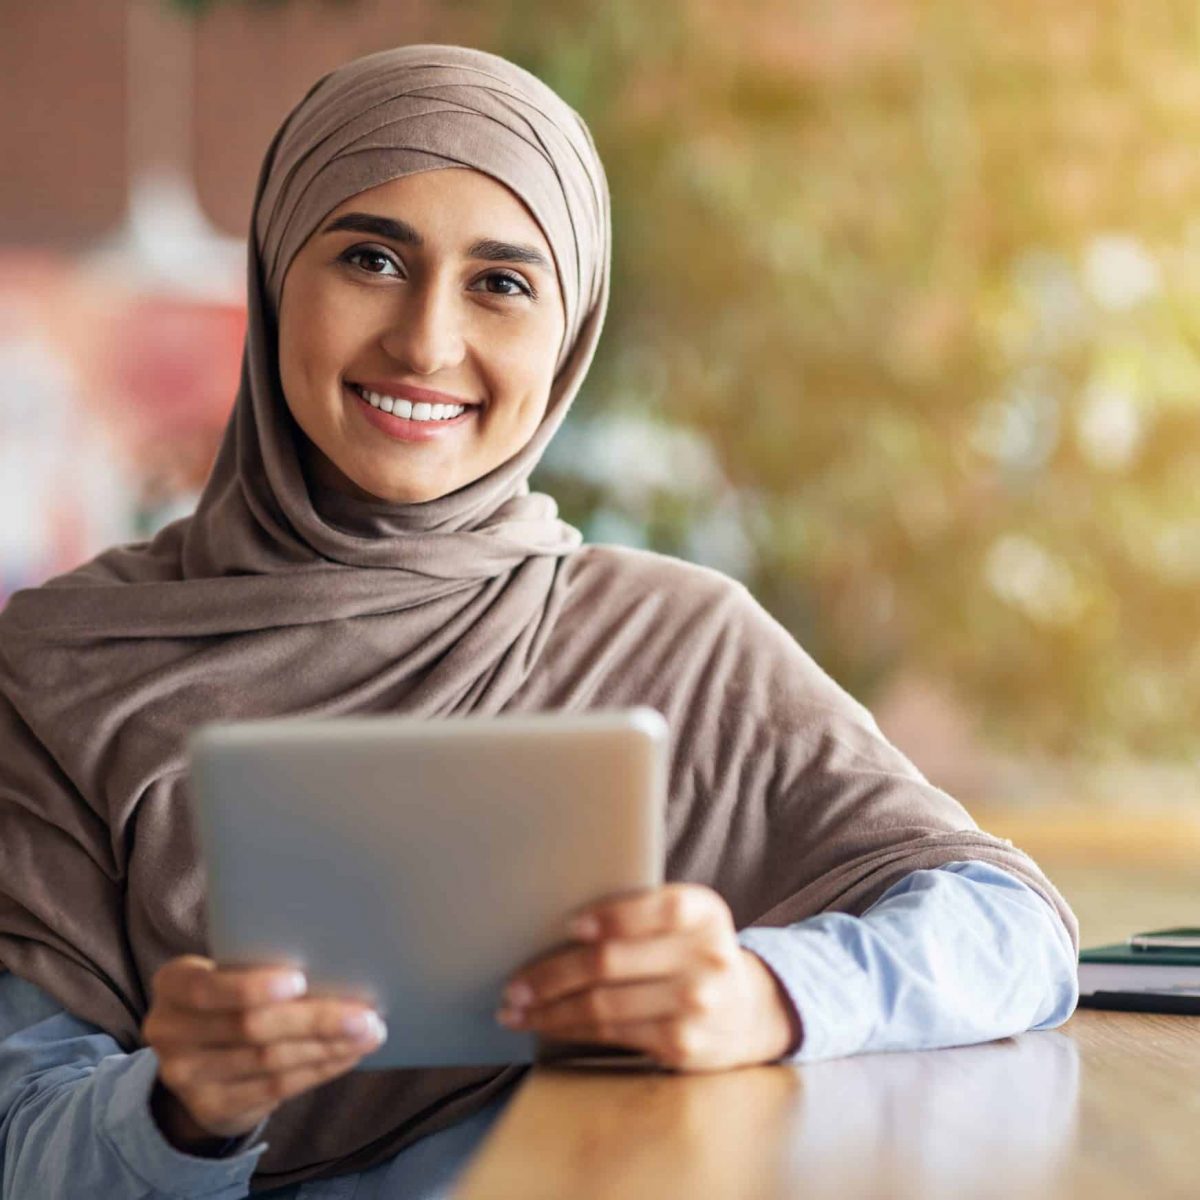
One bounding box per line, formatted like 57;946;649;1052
345;382;476;443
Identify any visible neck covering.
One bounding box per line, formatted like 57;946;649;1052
0;43;1079;1194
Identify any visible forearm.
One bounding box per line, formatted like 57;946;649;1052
737;860;1079;1063
0;967;270;1200
1;1047;266;1200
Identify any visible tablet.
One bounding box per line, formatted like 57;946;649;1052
186;707;668;1069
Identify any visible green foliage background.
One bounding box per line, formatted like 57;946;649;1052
175;0;1200;761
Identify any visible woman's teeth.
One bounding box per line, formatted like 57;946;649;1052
353;384;467;421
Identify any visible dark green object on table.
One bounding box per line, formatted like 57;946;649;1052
1078;937;1200;1015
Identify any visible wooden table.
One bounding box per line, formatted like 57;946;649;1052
452;1008;1200;1200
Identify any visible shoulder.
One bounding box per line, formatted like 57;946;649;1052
561;542;749;611
562;544;881;730
560;542;803;661
522;543;755;710
549;543;855;711
0;524;186;653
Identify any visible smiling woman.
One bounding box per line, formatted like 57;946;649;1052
0;39;1079;1200
279;168;567;505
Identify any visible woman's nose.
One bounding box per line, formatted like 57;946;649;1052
378;280;466;375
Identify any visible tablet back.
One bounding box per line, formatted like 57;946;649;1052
187;707;668;1068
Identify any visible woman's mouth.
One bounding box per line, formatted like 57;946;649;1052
345;382;477;443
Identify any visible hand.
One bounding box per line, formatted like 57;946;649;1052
142;955;387;1151
497;883;803;1071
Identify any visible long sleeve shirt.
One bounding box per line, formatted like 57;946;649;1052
0;859;1079;1199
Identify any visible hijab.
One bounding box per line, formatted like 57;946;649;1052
0;43;1078;1192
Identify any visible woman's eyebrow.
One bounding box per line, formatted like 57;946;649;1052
321;212;553;271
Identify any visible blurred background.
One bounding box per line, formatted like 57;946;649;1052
2;0;1197;941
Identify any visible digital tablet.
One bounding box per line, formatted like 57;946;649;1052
186;707;668;1069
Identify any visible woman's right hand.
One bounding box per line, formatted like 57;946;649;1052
142;954;387;1151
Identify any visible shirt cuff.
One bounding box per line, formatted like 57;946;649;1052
737;920;876;1063
98;1046;269;1196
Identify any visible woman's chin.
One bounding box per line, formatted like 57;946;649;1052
299;435;460;504
349;469;453;505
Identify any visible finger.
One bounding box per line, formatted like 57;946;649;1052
148;998;386;1049
505;933;693;1008
540;1016;708;1071
185;1050;365;1128
501;973;718;1035
153;958;308;1012
159;1035;380;1088
570;884;731;942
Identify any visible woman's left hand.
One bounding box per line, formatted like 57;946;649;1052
497;883;803;1071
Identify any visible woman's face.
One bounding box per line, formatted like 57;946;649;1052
278;167;566;504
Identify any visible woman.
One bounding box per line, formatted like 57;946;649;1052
0;44;1078;1199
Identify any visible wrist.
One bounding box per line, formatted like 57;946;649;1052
739;947;804;1062
150;1078;242;1158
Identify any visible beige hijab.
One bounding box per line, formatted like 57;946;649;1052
0;43;1078;1192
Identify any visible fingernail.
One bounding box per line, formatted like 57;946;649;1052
504;982;533;1007
496;1007;526;1027
343;1011;388;1043
268;971;307;1000
569;915;600;939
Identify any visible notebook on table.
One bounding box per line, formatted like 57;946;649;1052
1077;927;1200;1014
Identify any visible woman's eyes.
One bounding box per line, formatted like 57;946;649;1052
341;248;402;279
338;246;535;299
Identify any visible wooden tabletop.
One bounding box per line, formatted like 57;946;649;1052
452;1008;1200;1200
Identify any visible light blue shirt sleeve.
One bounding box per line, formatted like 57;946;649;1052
0;971;513;1200
736;859;1080;1063
0;971;270;1199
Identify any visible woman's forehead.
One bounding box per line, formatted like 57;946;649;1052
323;168;554;256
